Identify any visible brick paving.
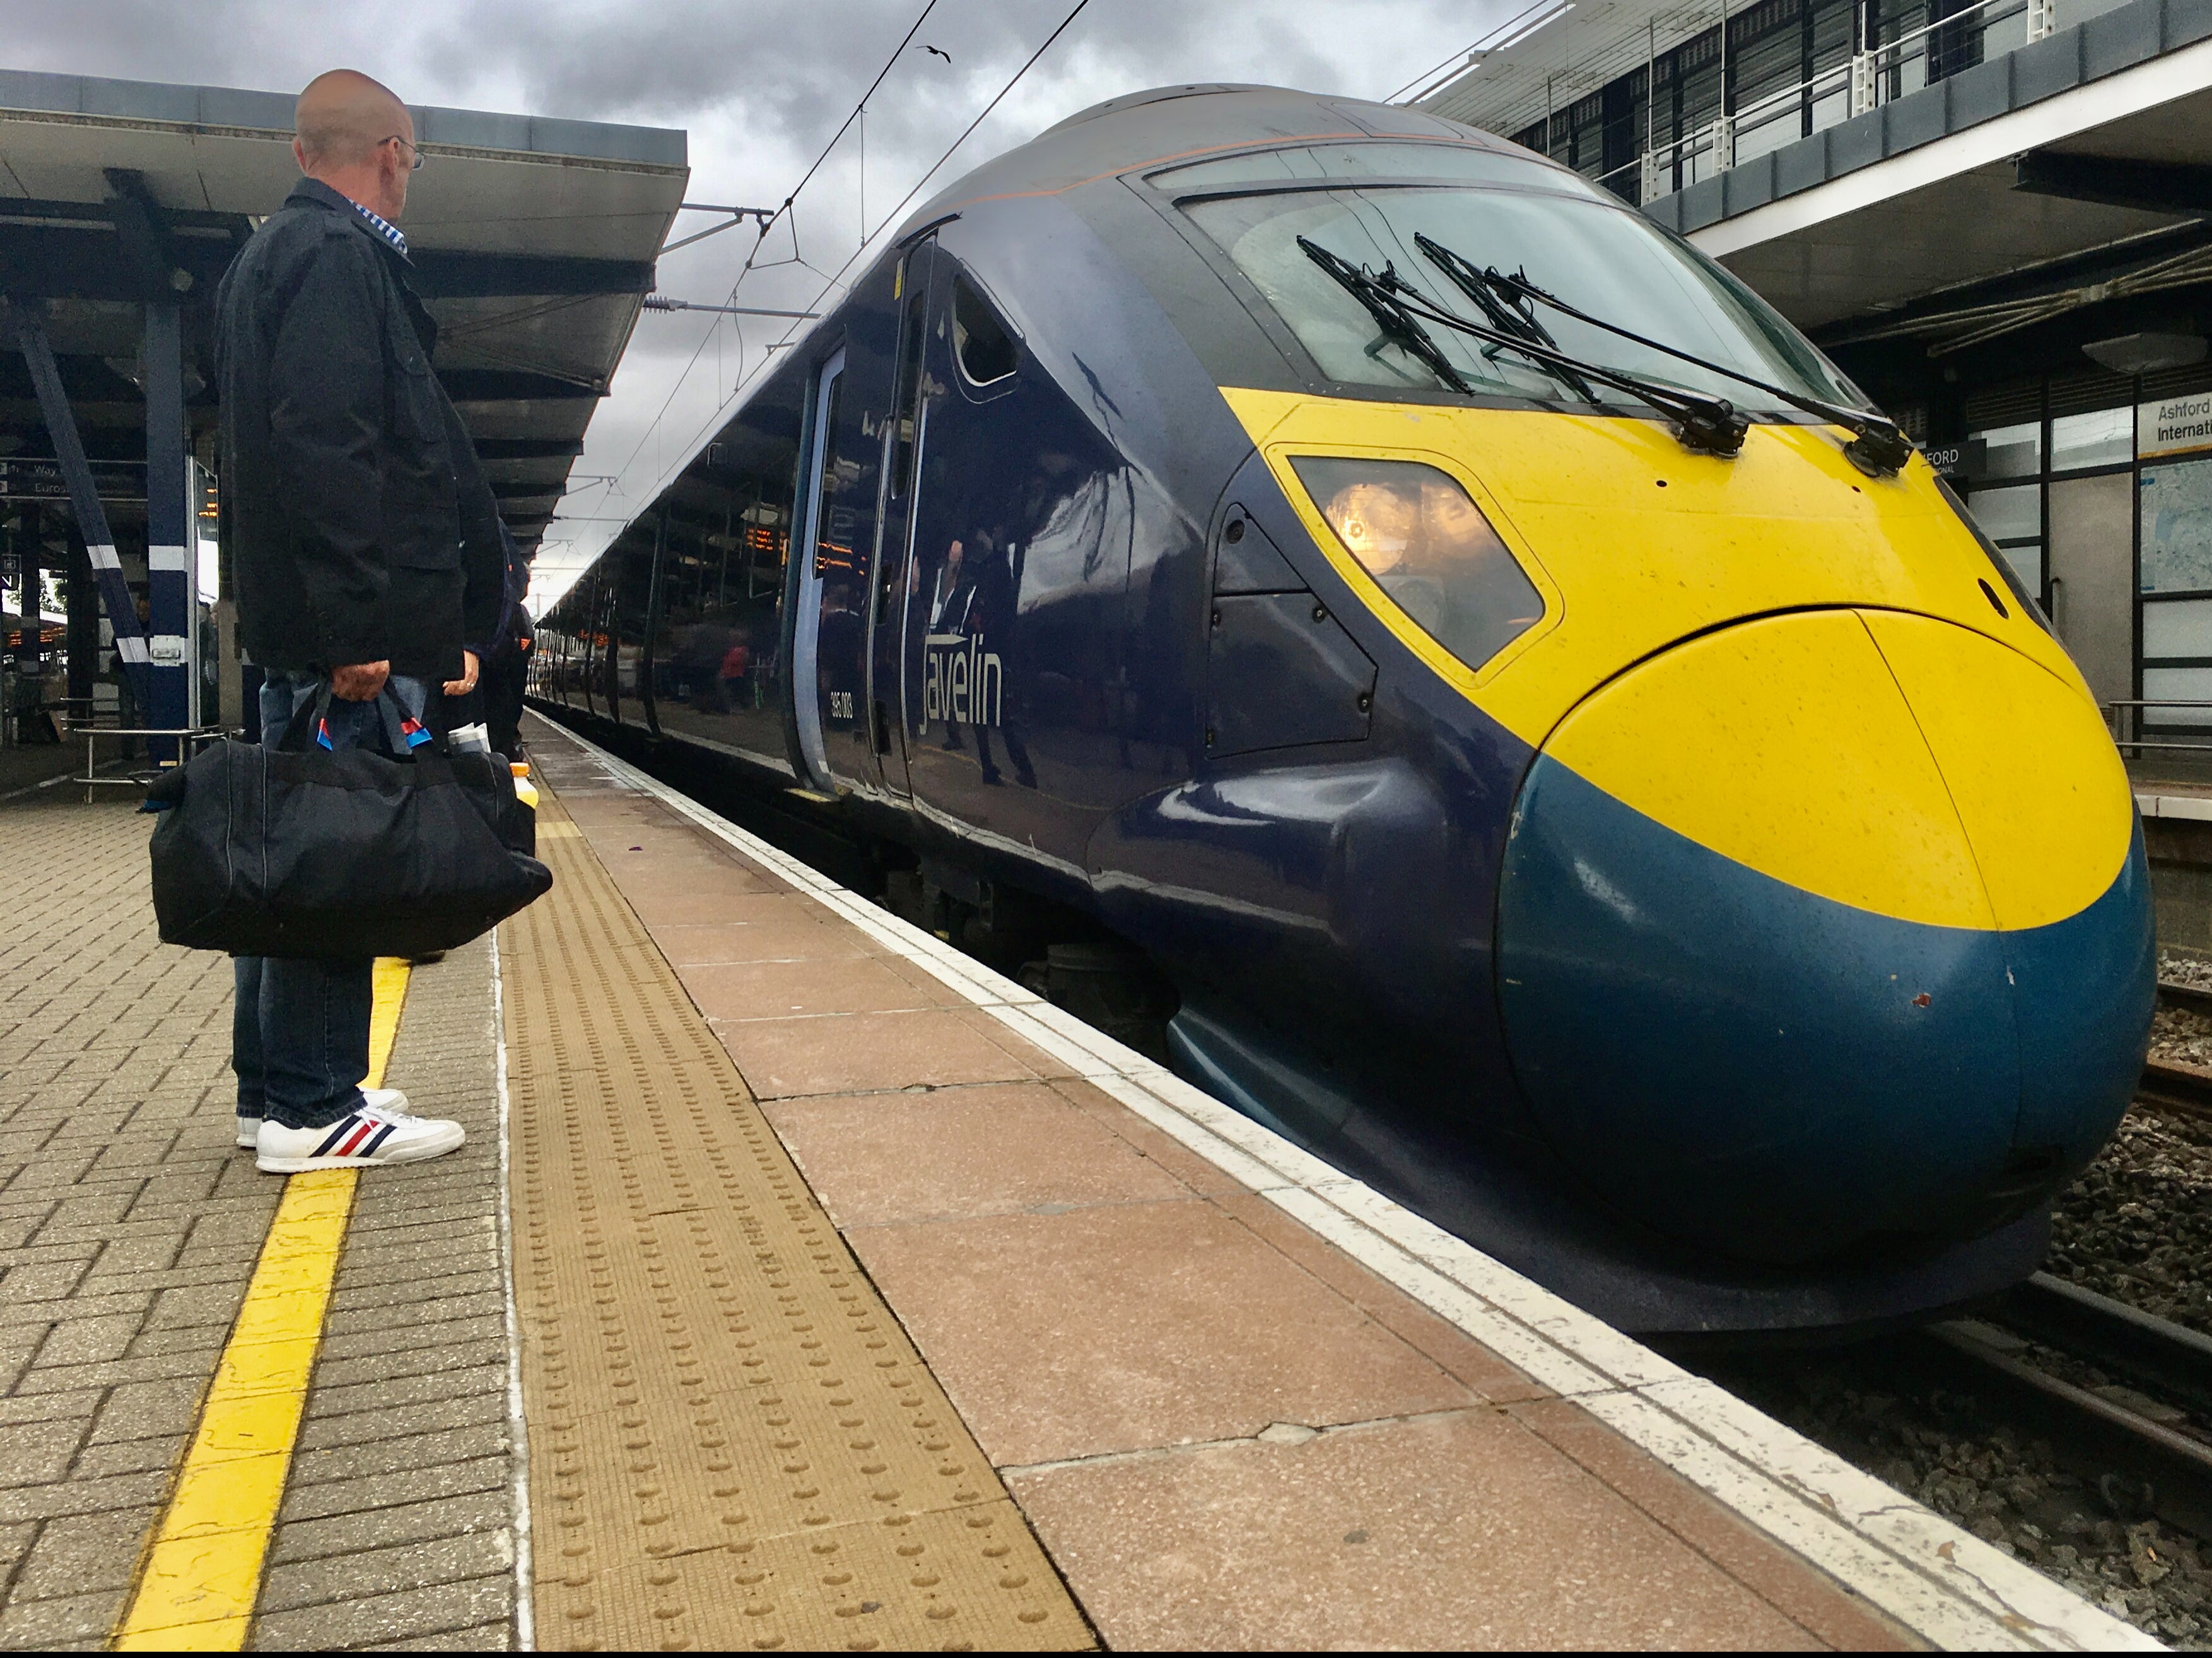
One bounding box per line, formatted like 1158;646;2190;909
255;936;517;1652
0;793;254;1650
0;791;524;1650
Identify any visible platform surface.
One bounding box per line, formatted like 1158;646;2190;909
0;715;2158;1650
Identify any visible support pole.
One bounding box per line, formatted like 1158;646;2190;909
66;526;97;716
144;300;190;758
4;300;150;722
10;505;40;681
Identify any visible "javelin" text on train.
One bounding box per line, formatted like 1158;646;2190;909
923;632;1004;727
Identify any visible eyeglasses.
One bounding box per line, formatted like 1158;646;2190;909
381;135;425;172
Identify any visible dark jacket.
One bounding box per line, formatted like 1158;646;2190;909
215;178;501;680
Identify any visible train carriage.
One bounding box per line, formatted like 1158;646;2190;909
532;83;2153;1334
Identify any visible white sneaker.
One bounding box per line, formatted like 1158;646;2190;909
255;1100;461;1173
237;1088;408;1148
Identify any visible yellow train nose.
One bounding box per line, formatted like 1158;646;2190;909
1497;608;2151;1261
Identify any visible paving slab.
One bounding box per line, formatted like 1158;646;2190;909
501;780;1091;1653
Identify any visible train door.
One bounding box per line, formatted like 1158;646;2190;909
2046;473;2134;709
790;348;845;788
865;239;942;800
893;252;1129;874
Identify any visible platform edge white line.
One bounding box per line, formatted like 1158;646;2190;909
489;934;536;1652
528;715;2159;1654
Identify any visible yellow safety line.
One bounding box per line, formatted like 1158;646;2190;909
114;958;412;1651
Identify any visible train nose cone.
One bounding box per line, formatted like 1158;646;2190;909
1497;608;2151;1264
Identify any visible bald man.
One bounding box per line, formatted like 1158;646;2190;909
214;70;505;1174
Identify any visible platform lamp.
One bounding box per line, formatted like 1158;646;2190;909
2082;332;2208;375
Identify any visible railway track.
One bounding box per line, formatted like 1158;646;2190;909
1926;1273;2212;1541
2141;980;2212;1121
2159;979;2212;1019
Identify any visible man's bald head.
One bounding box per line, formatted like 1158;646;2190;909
293;71;414;222
295;71;409;169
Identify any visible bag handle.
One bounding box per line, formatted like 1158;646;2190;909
276;683;336;753
377;683;450;758
274;681;449;757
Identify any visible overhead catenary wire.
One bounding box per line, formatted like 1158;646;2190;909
1384;0;1571;105
855;0;1099;250
584;0;1102;589
608;0;947;491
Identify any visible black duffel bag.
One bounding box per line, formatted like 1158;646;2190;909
146;685;552;958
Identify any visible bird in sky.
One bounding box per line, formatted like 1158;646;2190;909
923;44;952;61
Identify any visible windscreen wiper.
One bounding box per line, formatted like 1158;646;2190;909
1299;237;1748;457
1456;254;1917;477
1414;233;1598;405
1297;238;1472;395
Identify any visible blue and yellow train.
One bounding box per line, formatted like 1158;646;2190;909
532;85;2153;1334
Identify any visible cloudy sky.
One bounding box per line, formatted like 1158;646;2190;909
10;0;1515;606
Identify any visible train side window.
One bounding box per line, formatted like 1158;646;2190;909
952;274;1017;387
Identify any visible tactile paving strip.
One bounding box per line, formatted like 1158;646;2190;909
503;798;1091;1652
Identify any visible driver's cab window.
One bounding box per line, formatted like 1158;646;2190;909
952;274;1017;388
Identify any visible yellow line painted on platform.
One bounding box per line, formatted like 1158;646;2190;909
114;958;412;1651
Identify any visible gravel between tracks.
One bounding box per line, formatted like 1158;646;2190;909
1703;1343;2212;1645
2078;955;2212;1338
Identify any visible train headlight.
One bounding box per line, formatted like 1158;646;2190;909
1291;456;1545;674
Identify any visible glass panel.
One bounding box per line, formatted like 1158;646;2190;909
1963;482;2040;543
2051;406;2132;473
1998;542;2042;594
1289;455;1544;673
2144;596;2212;659
1733;103;1803;165
1154;142;1589;194
2141;456;2212;593
1970;419;2041;480
2141;665;2212;726
1181;185;1861;411
952;275;1018;386
644;394;799;760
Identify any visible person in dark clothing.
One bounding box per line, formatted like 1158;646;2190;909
459;517;531;755
213;68;501;1174
484;616;534;757
435;413;512;750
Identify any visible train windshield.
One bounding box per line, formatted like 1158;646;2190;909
1179;182;1862;414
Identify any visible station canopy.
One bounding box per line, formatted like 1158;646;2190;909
1640;0;2212;355
0;68;689;554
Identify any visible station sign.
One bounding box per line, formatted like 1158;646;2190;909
0;458;148;503
1921;438;1984;480
2139;394;2212;461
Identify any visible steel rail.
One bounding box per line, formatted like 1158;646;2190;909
2156;979;2212;1018
1919;1314;2212;1541
1997;1274;2212;1419
2138;1049;2212;1123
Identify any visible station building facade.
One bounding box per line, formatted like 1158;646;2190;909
1420;0;2212;743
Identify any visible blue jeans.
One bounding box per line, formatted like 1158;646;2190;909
232;670;428;1131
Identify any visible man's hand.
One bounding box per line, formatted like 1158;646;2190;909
443;650;479;698
330;659;390;701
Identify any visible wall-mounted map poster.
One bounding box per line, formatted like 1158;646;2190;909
2141;454;2212;594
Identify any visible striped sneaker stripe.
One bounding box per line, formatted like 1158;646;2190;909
310;1116;361;1158
360;1124;399;1157
334;1119;380;1158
